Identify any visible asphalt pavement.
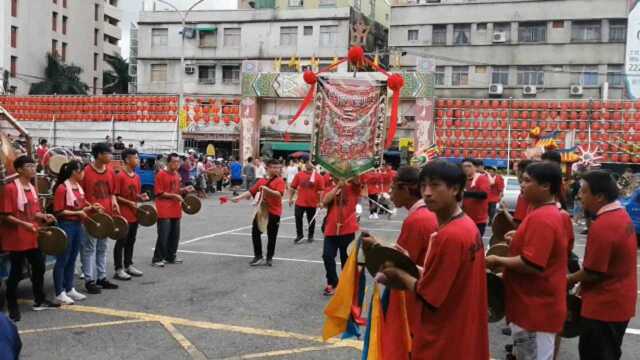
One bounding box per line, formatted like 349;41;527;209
6;191;640;360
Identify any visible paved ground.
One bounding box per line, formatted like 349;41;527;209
6;191;640;359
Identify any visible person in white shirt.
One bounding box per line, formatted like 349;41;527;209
255;158;266;179
286;160;299;187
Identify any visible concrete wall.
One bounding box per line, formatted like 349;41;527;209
274;0;390;25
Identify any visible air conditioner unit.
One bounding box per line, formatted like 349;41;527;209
184;65;195;75
570;84;584;96
523;85;537;95
488;83;504;95
183;27;196;39
492;32;507;43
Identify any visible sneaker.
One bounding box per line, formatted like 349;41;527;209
307;237;314;243
56;292;74;305
126;266;143;277
323;285;336;296
33;299;61;311
67;288;87;301
249;257;265;266
166;258;183;264
114;269;132;281
96;278;119;290
151;260;165;267
85;281;102;294
9;307;21;322
373;213;379;219
368;214;375;220
266;258;273;267
294;236;304;244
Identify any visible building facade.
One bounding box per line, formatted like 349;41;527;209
0;0;122;95
389;0;630;99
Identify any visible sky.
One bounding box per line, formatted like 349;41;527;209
120;0;237;59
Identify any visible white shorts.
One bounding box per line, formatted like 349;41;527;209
510;323;556;360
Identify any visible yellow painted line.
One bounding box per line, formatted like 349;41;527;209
62;305;362;350
217;344;347;359
19;319;148;335
161;321;208;360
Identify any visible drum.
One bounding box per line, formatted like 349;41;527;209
47;155;68;176
110;215;129;241
487;272;506;322
486;243;509;274
36;175;51;195
38;226;69;256
0;131;17;175
491;211;515;244
85;212;114;239
182;194;202;215
136;204;158;227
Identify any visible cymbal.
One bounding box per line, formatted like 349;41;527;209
85;212;114;239
38;226;69;256
487;243;509;257
365;246;419;289
491;212;515;244
561;295;583;338
110;215;129;241
182;194;201;215
487;272;505;323
136;204;158;227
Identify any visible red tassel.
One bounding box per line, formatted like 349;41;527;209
386;90;401;149
284;132;292;142
287;85;315;126
219;196;229;204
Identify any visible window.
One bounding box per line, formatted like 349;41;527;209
288;0;303;6
280;26;298;47
320;25;338;47
11;27;17;48
452;66;469;86
94;4;99;21
52;39;58;56
94;28;99;46
10;56;17;78
319;0;336;6
151;28;168;46
223;28;241;47
518;22;546;43
491;66;509;85
93;77;98;95
63;0;67;8
52;12;58;31
494;22;511;42
572;21;601;42
572;65;599;86
435;66;445;86
199;31;217;47
432;25;447;45
222;65;241;84
453;24;470;45
151;64;168;82
11;0;17;17
607;65;624;87
198;66;216;84
93;53;98;71
552;20;564;29
610;20;626;42
62;16;68;35
477;23;487;31
517;66;544;86
407;29;419;41
303;26;313;36
61;42;67;62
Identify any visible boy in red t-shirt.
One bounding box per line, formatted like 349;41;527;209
568;170;637;360
363;170;383;219
114;149;149;280
1;156;59;321
486;161;568;360
321;177;362;296
486;166;504;224
232;159;285;267
81;143;120;294
381;160;489;359
152;153;194;267
289;161;325;244
462;158;490;238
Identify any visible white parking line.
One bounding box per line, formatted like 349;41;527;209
177;249;325;264
181;216;295;245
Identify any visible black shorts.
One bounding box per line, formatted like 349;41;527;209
230;179;243;186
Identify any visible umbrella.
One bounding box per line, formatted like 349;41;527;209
289;151;310;159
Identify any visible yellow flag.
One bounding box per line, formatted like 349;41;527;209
367;285;382;360
179;110;188;130
322;244;359;341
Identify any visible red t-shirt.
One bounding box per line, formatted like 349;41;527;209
382;169;396;193
363;172;383;195
413;214;489;359
291;171;325;208
81;164;116;216
560;209;575;255
504;204;568;333
250;176;286;216
462;174;490;225
116;170;142;224
0;182;42;251
513;194;530;222
323;183;362;237
36;146;48;165
155;170;182;220
581;208;638;322
322;173;334;189
53;184;87;222
488;175;504;204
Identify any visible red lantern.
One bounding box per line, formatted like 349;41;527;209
603;111;611;121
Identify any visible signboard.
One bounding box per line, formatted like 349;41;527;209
626;2;640;98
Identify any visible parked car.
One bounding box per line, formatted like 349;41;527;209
498;175;521;213
622;188;640;246
136;153;162;198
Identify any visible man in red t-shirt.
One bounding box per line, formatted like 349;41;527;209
114;149;149;280
232;159;285;267
381;160;489;359
511;159;534;225
363;170;383;219
462;158;490;238
486;166;504;224
35;138;49;170
568;170;637;360
321;177;362;296
81;143;120;294
152;153;194;267
486;161;568;360
1;156;59;321
289;161;325;244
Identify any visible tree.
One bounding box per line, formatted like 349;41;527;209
103;54;130;94
29;53;89;95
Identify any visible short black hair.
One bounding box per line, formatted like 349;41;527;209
116;136;123;140
92;142;112;158
581;170;619;202
517;159;534;174
247;157;253;163
266;159;281;166
13;155;35;170
419;160;467;201
167;153;180;162
541;150;562;164
473;158;484;167
461;157;476;165
39;138;47;145
122;148;138;160
395;166;421;198
525;161;562;196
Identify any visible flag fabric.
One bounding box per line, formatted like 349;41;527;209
380;289;412;360
361;285;382;360
425;144;440;161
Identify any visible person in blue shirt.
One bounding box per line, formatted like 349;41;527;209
230;157;243;196
0;313;21;360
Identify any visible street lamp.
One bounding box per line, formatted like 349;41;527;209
156;0;205;152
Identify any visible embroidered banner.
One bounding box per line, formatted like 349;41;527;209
312;74;388;180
